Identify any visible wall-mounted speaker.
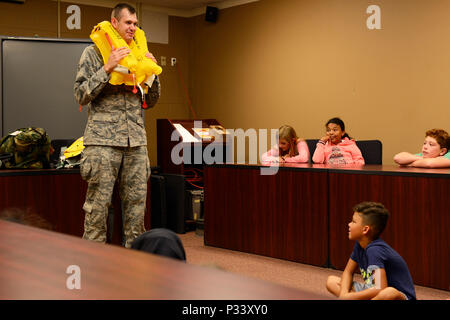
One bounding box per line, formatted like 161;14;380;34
205;6;218;23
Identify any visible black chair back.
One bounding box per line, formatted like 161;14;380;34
355;140;382;164
305;139;319;162
50;139;76;163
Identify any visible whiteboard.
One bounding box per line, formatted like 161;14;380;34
1;37;92;140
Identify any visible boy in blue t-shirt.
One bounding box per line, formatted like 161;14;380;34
326;202;416;300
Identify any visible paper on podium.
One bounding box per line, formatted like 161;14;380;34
173;123;200;142
192;127;214;141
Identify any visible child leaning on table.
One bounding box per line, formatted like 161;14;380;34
261;125;309;163
326;202;416;300
393;128;450;168
312;117;365;165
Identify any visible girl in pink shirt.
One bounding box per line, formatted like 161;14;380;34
261;125;310;163
312;117;365;165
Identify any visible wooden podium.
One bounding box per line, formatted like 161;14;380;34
156;119;230;175
155;119;230;233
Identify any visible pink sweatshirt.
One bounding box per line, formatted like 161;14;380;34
312;137;365;165
261;140;310;163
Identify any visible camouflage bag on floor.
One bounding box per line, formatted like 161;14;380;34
0;127;52;169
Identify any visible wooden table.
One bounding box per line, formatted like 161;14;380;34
0;220;328;300
204;163;450;291
0;169;151;246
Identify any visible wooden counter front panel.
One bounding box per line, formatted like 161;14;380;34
0;171;151;246
204;166;329;267
0;173;87;236
328;172;449;290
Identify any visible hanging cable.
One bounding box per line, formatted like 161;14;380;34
184;168;204;189
175;62;197;119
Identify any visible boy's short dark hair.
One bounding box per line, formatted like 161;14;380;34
353;202;390;239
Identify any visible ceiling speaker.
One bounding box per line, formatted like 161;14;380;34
205;6;218;23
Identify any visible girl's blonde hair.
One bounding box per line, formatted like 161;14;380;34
278;125;299;157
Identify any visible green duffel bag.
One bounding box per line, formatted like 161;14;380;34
0;127;52;169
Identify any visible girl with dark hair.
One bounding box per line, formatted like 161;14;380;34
312;117;365;165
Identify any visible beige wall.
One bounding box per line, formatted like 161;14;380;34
0;0;58;37
190;0;450;164
59;2;111;38
2;0;450;165
144;16;194;166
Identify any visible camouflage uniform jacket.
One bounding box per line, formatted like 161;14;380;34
74;44;161;147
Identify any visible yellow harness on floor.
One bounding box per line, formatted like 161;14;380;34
90;21;162;89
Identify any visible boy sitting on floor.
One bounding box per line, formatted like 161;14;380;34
326;202;416;300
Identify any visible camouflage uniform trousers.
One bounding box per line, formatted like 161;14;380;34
80;145;150;248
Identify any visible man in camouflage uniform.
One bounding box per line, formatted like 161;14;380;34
74;3;160;248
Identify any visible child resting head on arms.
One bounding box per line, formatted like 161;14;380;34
393;128;450;168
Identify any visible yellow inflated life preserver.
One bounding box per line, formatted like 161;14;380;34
64;137;85;159
90;21;162;87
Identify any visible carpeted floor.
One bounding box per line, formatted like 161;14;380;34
179;231;449;300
